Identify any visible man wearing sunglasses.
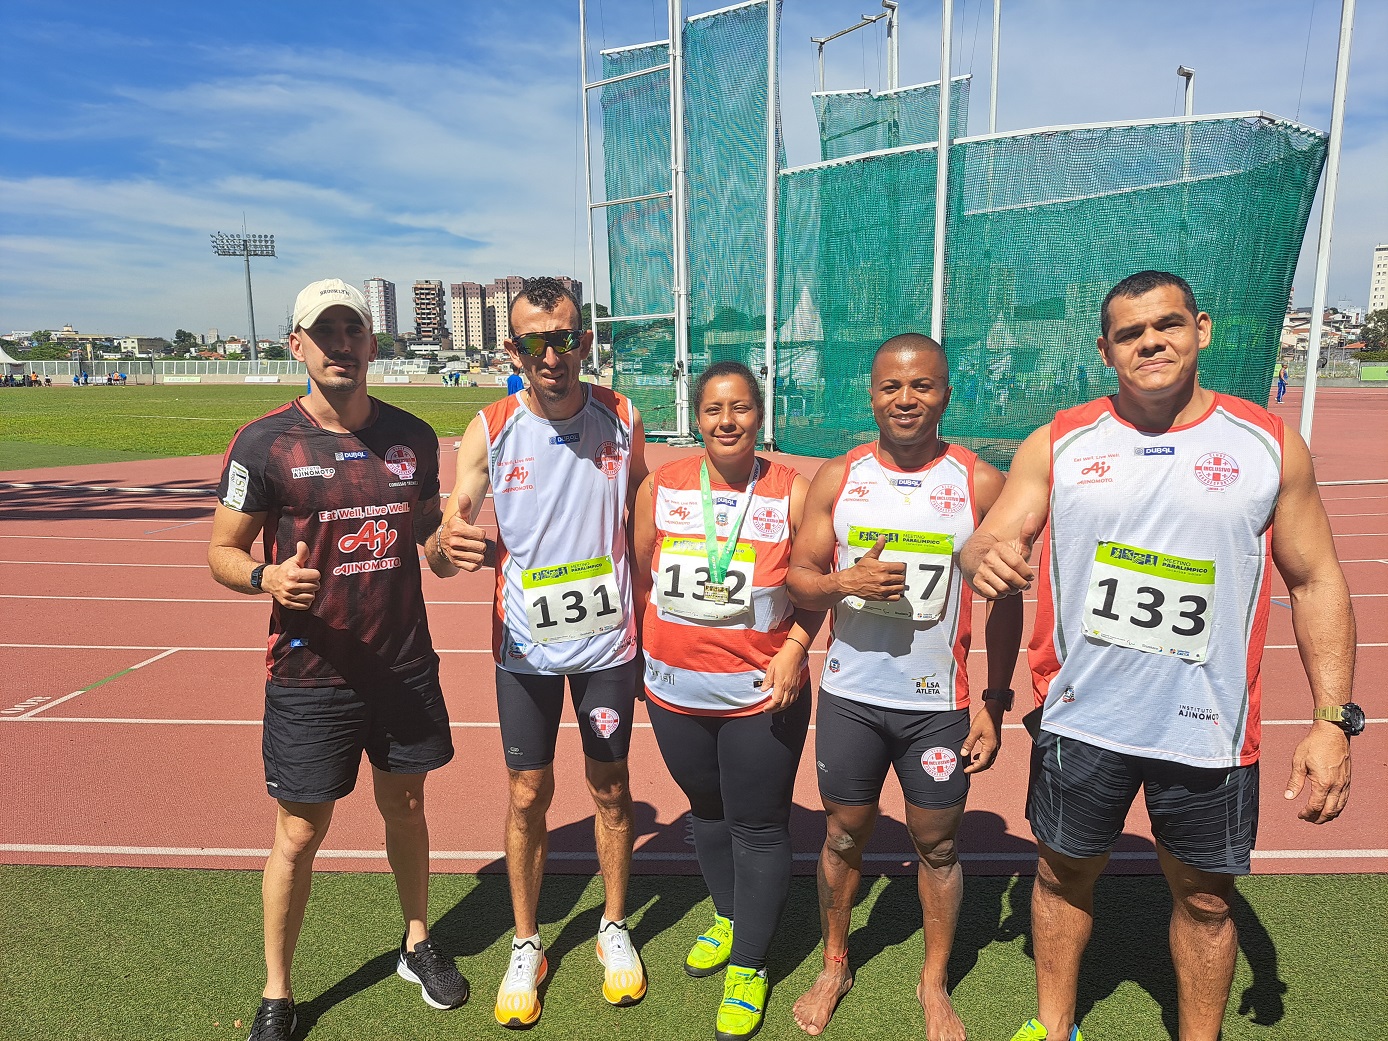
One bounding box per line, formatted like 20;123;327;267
428;276;650;1027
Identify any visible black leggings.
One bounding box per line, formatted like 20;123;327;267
646;685;811;970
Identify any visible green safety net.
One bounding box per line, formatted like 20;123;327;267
601;41;676;429
606;1;775;434
813;76;971;161
775;116;1327;466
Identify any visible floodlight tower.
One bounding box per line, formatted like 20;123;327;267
211;231;276;363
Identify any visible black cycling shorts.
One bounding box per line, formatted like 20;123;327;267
494;657;639;771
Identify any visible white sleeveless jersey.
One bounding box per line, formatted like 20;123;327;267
821;442;979;711
481;386;638;675
1031;395;1283;768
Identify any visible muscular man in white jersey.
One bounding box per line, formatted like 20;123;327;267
428;277;650;1027
961;271;1359;1041
788;335;1023;1041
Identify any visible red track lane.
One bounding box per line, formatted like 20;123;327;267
2;389;1386;876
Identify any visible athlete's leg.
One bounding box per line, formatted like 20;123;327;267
585;756;633;922
794;694;892;1036
263;798;335;999
507;765;555;938
1031;841;1109;1038
372;768;431;946
718;688;811;970
903;800;967;1041
647;698;733;916
570;661;641;923
1157;845;1237;1041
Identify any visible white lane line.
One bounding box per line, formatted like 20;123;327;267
0;594;495;606
14;649;181;719
1331;533;1388;537
0;535;210;544
0;560;206;569
2;481;216;497
1;843;1381;863
6;716;1383;728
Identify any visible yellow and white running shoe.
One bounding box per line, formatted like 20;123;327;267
595;919;647;1006
495;937;547;1028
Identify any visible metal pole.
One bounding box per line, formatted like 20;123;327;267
930;0;953;343
243;246;259;365
989;0;999;133
763;0;779;449
1177;66;1195;181
817;42;825;91
884;2;899;91
670;0;693;440
1301;0;1356;446
579;0;602;377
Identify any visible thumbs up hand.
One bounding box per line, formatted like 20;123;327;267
839;534;908;601
266;541;322;610
438;494;490;572
969;513;1042;600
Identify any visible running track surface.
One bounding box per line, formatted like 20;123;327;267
1;388;1384;876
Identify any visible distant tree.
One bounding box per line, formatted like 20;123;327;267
33;329;52;344
376;332;396;354
21;342;71;361
173;329;200;351
0;338;18;354
580;302;612;344
1363;309;1388;353
261;344;287;361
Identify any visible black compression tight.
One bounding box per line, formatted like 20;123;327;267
646;686;811;970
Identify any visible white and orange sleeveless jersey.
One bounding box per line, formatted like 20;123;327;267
481;385;638;675
821;442;979;711
641;455;802;714
1031;394;1283;768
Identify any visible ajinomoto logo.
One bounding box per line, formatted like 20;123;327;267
845;482;871;499
338;519;397;558
669;504;692;522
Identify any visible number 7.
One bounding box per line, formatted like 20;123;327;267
917;563;945;597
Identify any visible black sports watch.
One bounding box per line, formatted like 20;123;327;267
249;563;267;592
982;688;1015;711
1313;703;1365;737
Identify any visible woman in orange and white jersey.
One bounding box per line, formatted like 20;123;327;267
632;361;823;1041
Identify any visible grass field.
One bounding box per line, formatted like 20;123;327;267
2;867;1383;1041
0;384;502;468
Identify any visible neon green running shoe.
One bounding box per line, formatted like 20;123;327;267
1010;1018;1083;1041
715;965;767;1041
684;914;733;978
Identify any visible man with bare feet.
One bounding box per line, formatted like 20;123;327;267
961;271;1359;1041
788;334;1022;1040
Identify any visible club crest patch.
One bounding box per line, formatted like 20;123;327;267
920;746;958;782
589;706;621;739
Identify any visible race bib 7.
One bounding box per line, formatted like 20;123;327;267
841;526;954;623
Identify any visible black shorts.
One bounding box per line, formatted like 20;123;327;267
495;658;639;771
814;693;970;810
1026;728;1260;874
262;658;454;803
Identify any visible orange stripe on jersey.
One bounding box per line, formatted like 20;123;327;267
480;393;526;447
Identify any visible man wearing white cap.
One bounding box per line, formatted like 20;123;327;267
209;279;468;1041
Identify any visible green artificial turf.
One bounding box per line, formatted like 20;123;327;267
0;385;500;464
1;867;1382;1040
0;440;163;470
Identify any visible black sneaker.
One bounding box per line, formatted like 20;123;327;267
397;932;469;1010
246;997;296;1041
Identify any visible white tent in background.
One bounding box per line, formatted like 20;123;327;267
778;286;823;343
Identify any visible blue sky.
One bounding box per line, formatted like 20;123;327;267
1;0;1383;339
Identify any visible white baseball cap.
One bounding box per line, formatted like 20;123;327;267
293;278;373;331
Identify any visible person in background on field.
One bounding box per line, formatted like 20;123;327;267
1276;363;1288;403
961;270;1358;1041
208;278;469;1041
633;360;822;1041
506;360;525;396
789;334;1022;1041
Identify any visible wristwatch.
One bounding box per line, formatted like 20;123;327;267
982;688;1015;711
1313;703;1365;737
249;563;267;592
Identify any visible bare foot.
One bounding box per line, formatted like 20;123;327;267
918;980;966;1041
793;962;853;1036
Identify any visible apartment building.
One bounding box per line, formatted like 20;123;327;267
449;282;486;352
1370;244;1388;314
363;278;399;337
412;280;447;346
